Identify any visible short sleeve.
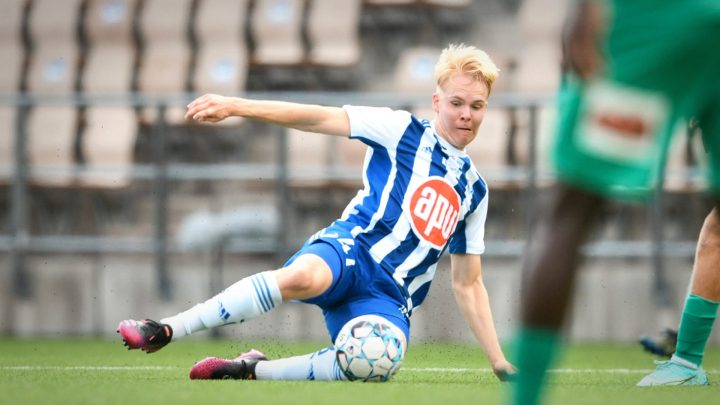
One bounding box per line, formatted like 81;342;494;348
343;105;414;148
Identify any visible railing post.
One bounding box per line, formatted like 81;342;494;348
11;102;31;299
650;183;672;309
524;104;539;238
275;125;290;264
153;103;171;300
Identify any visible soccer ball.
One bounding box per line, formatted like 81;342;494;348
335;318;404;382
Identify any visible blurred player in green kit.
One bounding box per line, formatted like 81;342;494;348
511;0;720;403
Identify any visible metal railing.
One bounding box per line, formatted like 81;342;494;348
0;91;701;302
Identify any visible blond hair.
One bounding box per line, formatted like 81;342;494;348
434;43;499;94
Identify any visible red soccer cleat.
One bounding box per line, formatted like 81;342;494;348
189;349;268;380
117;319;173;354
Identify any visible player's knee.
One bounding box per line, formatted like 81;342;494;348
276;256;332;299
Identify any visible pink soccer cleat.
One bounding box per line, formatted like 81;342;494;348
189;349;268;380
117;319;173;354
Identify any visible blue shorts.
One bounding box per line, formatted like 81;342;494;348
283;225;410;344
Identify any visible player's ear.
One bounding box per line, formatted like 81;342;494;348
432;92;440;114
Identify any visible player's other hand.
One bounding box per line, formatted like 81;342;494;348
185;93;237;123
492;359;518;382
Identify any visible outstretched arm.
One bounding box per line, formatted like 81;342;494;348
450;253;516;381
185;93;351;137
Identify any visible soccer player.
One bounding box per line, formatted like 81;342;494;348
510;1;720;403
118;43;517;382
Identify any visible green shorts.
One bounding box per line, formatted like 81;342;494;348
552;0;720;200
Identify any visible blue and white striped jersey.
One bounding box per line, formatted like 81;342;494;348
324;105;489;315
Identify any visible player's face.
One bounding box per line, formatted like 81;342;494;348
432;73;489;150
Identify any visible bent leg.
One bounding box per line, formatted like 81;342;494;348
161;271;283;338
159;243;336;340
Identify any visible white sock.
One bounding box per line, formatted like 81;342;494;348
254;347;347;381
161;271;282;338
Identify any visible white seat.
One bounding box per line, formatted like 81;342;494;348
136;0;193;124
192;0;249;126
0;0;26;92
364;0;416;4
465;108;513;189
287;128;332;187
393;46;440;116
514;0;570;95
80;0;140;189
0;0;26;184
26;0;83;187
287;128;367;189
81;107;137;188
421;0;470;7
250;0;305;66
307;0;362;67
26;106;78;187
0;107;16;184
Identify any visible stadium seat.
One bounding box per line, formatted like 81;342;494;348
392;46;440;117
250;0;305;66
136;0;193;125
287;128;332;188
364;0;416;5
81;107;138;189
0;0;27;184
335;136;368;186
0;0;26;93
514;0;570;95
83;0;138;95
421;0;470;6
465;108;514;189
286;128;366;189
0;107;16;183
25;0;83;187
192;0;249;126
306;0;361;68
393;46;439;94
81;0;140;189
26;106;78;187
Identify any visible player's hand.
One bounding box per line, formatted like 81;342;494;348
492;359;517;382
185;93;238;123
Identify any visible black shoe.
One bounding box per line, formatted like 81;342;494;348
639;328;678;358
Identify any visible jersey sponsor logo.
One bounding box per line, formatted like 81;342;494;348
578;79;668;163
406;177;460;249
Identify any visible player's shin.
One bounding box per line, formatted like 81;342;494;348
255;347;348;381
161;271;282;338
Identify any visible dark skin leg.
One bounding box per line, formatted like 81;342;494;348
521;183;606;329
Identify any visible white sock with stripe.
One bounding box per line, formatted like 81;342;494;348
254;347;347;381
161;271;282;338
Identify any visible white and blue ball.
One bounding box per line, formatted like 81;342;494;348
335;316;404;382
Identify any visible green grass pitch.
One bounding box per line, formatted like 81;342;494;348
0;338;717;404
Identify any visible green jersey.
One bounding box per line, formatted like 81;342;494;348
552;0;720;199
